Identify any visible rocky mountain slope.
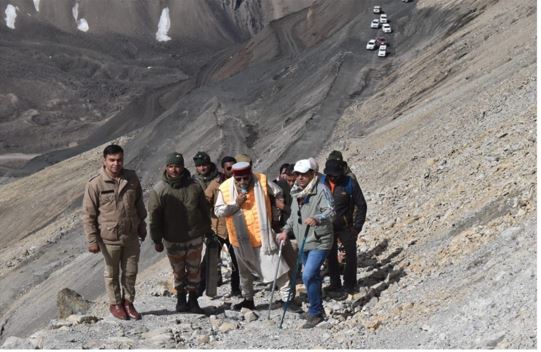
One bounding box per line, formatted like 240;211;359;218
0;0;536;348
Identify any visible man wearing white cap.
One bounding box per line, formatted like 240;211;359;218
214;161;298;311
277;158;335;328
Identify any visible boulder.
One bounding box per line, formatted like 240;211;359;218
57;288;92;319
1;336;37;349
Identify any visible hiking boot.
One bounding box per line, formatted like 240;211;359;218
122;300;142;320
110;304;129;320
324;283;343;293
344;285;358;295
187;292;204;314
232;299;255;311
281;300;303;313
302;314;324;329
176;292;188;313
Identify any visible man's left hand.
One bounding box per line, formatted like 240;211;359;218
304;217;319;226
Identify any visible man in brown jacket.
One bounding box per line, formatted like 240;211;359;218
83;144;147;320
203;156;241;297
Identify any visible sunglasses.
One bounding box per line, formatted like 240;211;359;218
234;176;250;181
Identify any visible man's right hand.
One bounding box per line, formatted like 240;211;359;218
154;243;164;252
276;231;288;243
236;191;247;206
87;243;100;253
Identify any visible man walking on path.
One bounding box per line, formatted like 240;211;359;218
322;158;367;294
148;152;211;313
83;144;147;320
277;159;335;328
192;151;220;191
214;161;297;311
203;156;241;297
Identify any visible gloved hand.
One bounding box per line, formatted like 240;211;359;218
154;242;164;252
88;243;100;253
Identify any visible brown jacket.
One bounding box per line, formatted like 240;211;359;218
83;167;147;245
205;177;228;239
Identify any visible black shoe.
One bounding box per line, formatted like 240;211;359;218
281;300;303;313
324;283;343;292
187;292;204;314
232;299;255;311
302;314;324;329
344;286;358;295
176;292;188;313
230;288;242;298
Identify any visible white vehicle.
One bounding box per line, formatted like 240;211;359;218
366;39;377;50
402;0;411;3
378;45;387;57
373;6;381;13
380;14;388;23
371;19;380;29
382;23;392;33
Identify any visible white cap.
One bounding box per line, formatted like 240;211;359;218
293;159;312;173
308;157;319;173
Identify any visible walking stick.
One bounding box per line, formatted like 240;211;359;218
279;225;310;329
267;240;285;320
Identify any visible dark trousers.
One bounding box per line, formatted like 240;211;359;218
199;236;240;294
327;228;358;289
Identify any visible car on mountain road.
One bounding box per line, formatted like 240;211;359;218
378;45;387;57
382;23;392;33
380;14;388;23
373;6;381;13
371;19;380;28
376;37;387;46
366;39;377;50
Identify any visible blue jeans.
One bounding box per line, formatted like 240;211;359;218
302;249;329;316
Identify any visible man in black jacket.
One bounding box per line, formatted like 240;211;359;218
323;159;367;294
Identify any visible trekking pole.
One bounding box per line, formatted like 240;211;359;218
279;225;310;329
267;240;285;320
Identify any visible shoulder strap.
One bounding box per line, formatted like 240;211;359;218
345;176;353;196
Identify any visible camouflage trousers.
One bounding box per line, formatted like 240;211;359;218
164;237;203;293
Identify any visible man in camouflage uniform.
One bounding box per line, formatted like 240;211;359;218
148;152;211;313
83;144;147;320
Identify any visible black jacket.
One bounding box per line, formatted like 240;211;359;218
323;175;367;232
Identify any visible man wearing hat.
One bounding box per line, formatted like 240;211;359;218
202;156;242;297
192;151;221;191
277;158;335;328
214;160;295;311
322;158;367;295
148;152;211;313
327;150;357;180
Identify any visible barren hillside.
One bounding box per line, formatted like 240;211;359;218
0;0;536;348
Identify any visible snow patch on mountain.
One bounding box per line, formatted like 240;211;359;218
4;4;17;29
156;7;171;42
71;2;89;32
33;0;40;12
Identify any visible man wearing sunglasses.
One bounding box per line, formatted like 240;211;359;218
277;159;335;328
214;161;295;311
322;158;367;295
203;156;241;297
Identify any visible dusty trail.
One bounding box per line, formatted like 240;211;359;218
0;0;496;344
